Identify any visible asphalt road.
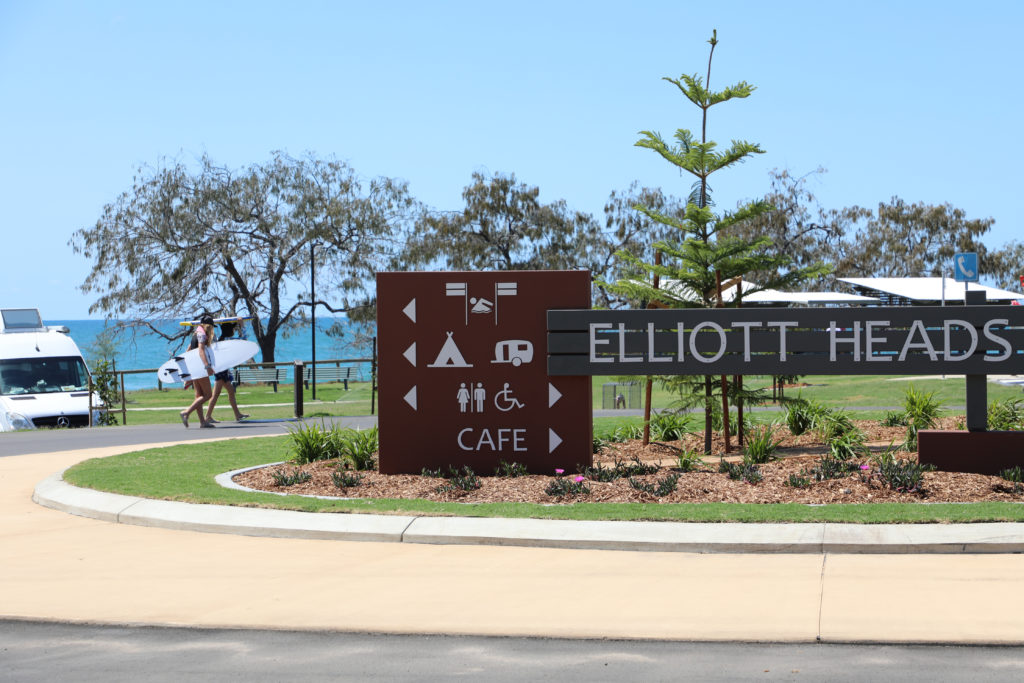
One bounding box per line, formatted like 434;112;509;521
4;621;1024;682
0;415;378;458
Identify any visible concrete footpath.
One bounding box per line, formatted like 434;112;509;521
6;440;1024;643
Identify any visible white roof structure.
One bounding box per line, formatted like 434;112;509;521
839;277;1023;303
661;279;878;306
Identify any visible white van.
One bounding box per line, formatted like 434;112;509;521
0;309;102;431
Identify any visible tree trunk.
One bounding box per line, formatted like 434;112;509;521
704;375;713;454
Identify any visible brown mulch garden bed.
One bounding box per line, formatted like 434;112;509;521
233;418;1024;505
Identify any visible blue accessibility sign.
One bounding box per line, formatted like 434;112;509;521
953;252;979;283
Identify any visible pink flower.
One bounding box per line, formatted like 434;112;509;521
574;476;585;483
555;468;565;475
859;464;870;471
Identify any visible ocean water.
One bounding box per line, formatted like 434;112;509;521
46;318;372;392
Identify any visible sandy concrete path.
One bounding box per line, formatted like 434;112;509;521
3;442;1024;642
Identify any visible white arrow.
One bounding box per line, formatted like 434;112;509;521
403;342;416;367
403;299;416;323
548;382;562;408
403;386;417;410
548;428;562;453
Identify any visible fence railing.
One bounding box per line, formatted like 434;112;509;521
98;356;377;425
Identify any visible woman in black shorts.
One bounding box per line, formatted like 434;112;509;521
204;322;249;423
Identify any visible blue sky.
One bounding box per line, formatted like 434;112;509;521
1;0;1021;318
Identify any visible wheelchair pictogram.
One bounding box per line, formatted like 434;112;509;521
494;382;525;412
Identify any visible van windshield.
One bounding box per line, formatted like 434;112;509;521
0;357;90;395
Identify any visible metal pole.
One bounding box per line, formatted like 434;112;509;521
294;361;304;418
642;251;662;446
310;243;316;400
119;369;126;425
964;290;987;432
370;337;377;415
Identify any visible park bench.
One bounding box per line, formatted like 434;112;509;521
303;365;353;390
233;366;282;392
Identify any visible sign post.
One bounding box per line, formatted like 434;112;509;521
377;271;592;475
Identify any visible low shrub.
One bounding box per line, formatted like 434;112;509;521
287;421;379;469
331;469;363;489
902;385;942;449
616;424;645;441
650;411;691;441
287;420;338;464
436;466;482;493
814;410;857;442
881;411;907;427
786;400;828;436
675;449;704;472
271;468;311;487
827;429;870;461
581;456;659;482
742;424;784;464
989;399;1024;431
810;456;852;482
334;426;378;471
1000;465;1024;483
786;472;812;488
719;459;763;484
998;465;1024;494
494;460;529;477
545;475;591;497
628;473;681;497
871;456;929;494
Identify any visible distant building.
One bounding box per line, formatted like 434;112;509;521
839;277;1021;306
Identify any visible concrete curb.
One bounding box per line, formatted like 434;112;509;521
33;471;1024;554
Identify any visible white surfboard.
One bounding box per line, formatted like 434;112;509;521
178;316;253;328
157;339;260;384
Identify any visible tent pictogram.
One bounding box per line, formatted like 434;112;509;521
427;331;473;368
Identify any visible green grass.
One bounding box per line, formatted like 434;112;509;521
73;375;1023;523
63;430;1024;524
110;380;375;425
110;375;1019;425
595;374;1022;411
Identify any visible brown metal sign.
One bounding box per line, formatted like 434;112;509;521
377;271;592;475
548;306;1024;376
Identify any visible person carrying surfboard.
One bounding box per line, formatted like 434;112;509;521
204;321;249;423
179;315;216;428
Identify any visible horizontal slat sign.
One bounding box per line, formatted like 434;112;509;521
548;306;1024;376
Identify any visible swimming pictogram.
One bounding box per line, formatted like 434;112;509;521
445;281;518;325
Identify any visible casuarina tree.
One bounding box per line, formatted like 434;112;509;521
71;152;415;361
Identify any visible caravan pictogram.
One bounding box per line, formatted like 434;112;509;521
491;339;533;366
